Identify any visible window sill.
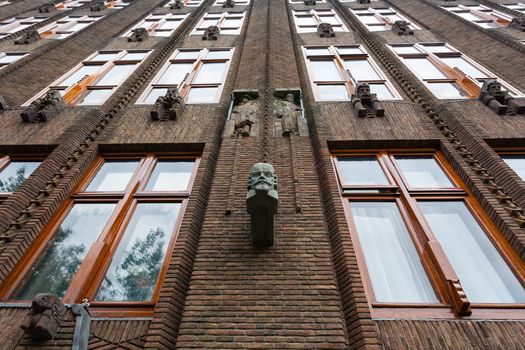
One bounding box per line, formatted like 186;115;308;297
371;304;525;320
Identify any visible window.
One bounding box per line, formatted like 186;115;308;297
335;150;525;317
55;0;129;9
441;4;513;29
0;52;30;69
123;13;189;37
191;12;246;35
340;0;377;2
0;1;11;7
504;2;525;13
165;0;204;7
0;155;198;308
0;156;40;197
351;7;420;32
303;45;401;101
388;43;524;99
288;0;326;3
137;48;234;105
24;50;151;106
292;9;348;33
0;16;47;38
39;15;104;39
501;154;525;180
213;0;250;5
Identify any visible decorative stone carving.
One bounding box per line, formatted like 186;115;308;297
21;90;66;123
479;80;525;115
128;27;149;42
90;1;105;11
317;23;335;37
151;88;185;121
39;3;54;13
274;93;300;136
21;293;66;340
202;25;219;40
391;20;413;35
247;163;278;247
170;0;183;9
223;0;235;8
231;95;258;137
0;95;7;112
304;0;316;5
351;82;384;118
357;0;370;4
509;15;525;32
15;30;40;45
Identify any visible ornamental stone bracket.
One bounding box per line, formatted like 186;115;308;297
150;87;185;121
21;293;66;341
20;90;66;123
479;80;525;115
351;82;385;118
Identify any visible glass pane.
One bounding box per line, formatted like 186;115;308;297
420;201;525;303
77;89;113;105
95;202;181;301
440;57;489;79
395;156;454;188
85;160;139;191
0;54;27;64
337;47;364;55
295;15;316;26
158;63;193;84
344;60;381;81
390;45;420;54
502;155;525;180
317;84;348;100
143;88;168;104
337;156;389;186
59;65;101;86
145;160;195;191
88;52;119;62
193;62;227;84
159;19;181;30
403;58;446;79
0;161;40;192
426;82;468;99
350;202;438;303
206;50;231;59
369;83;395;99
175;50;201;60
122;52;149;61
309;60;341;81
16;203;115;300
187;87;219;103
96;64;136;86
421;44;455;54
306;47;332;55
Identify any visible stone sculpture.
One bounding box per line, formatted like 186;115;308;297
509;15;525;32
274;93;300;136
232;95;258;137
90;1;105;11
15;30;40;45
304;0;316;5
202;25;220;40
358;0;370;4
391;20;413;35
351;82;384;118
223;0;234;8
247;163;278;247
39;3;54;13
128;27;149;42
151;88;185;121
479;80;525;115
21;90;66;123
317;22;335;37
170;0;183;9
21;293;66;340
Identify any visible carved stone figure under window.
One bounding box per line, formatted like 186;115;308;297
317;22;335;37
21;90;66;123
351;82;384;118
128;27;149;42
358;0;370;4
170;0;183;9
21;293;66;340
232;95;258;137
202;25;220;40
479;80;525;115
151;88;185;121
90;1;105;11
304;0;316;5
392;20;414;35
15;30;40;45
223;0;234;8
247;162;278;247
39;3;54;13
509;16;525;32
274;93;300;136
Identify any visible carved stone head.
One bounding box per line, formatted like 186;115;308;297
32;293;58;313
240;95;252;104
248;163;278;193
481;79;502;95
356;82;371;95
285;93;294;103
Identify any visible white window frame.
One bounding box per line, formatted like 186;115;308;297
387;42;524;99
0;1;11;7
165;0;204;7
0;16;47;38
23;50;152;107
0;52;30;70
441;4;513;29
351;7;421;32
292;9;348;33
136;48;234;105
190;12;246;36
39;15;104;39
288;0;326;3
503;2;525;13
213;0;250;6
303;45;402;102
122;13;189;37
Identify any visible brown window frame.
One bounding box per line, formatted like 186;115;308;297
0;152;200;317
0;154;44;202
333;149;525;319
497;148;525;182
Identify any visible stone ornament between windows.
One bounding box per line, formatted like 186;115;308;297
170;0;183;9
90;1;105;11
21;293;66;340
351;82;385;118
21;90;66;123
274;93;300;136
223;0;235;8
202;25;220;40
317;22;335;37
232;94;258;137
304;0;316;6
358;0;370;4
151;87;185;121
128;27;149;42
391;20;413;36
509;15;525;32
479;80;525;115
39;3;54;13
247;162;278;247
15;30;40;45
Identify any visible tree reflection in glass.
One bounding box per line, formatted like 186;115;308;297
0;161;40;192
145;160;195;192
16;203;115;300
95;202;180;302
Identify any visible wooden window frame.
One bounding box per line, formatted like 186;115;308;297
302;45;402;102
292;9;348;33
333;149;525;319
0;154;43;202
39;15;104;39
190;11;246;36
0;153;200;317
122;13;189;38
0;16;47;38
0;51;30;69
387;42;524;100
496;148;525;182
351;7;421;32
441;4;513;28
136;47;234;105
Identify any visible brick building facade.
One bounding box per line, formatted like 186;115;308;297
0;0;524;348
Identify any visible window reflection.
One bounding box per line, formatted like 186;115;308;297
0;161;40;192
85;161;139;192
338;156;389;186
146;160;195;191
